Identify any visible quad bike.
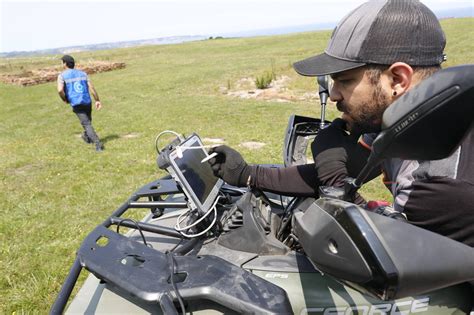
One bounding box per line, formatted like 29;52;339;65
52;65;474;314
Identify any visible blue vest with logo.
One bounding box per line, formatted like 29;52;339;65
62;69;91;106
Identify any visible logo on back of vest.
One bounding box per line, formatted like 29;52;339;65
73;81;84;93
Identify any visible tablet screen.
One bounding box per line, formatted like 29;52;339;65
169;135;222;212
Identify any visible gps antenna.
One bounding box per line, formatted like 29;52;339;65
317;75;330;129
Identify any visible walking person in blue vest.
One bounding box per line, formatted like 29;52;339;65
57;55;104;152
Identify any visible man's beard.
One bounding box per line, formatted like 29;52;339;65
338;83;391;134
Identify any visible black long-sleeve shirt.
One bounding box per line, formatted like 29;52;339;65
248;129;474;247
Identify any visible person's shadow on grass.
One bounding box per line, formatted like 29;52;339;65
101;134;120;144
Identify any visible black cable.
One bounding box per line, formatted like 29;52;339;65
166;251;186;315
284;197;297;215
276;197;297;239
169;238;184;253
279;195;284;209
164;238;185;314
220;204;238;226
116;218;150;247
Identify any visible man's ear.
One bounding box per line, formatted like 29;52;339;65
388;62;414;97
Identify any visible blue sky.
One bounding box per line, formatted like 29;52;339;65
1;0;472;53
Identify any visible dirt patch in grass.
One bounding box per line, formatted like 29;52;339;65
222;75;319;103
202;137;226;145
5;163;41;176
201;138;266;150
239;141;266;150
0;61;126;86
121;133;140;139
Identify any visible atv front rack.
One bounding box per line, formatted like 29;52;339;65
51;178;292;314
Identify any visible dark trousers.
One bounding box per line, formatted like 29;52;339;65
72;104;100;144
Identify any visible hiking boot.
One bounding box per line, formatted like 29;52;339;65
95;142;104;152
81;132;93;144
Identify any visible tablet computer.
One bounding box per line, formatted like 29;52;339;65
166;134;223;214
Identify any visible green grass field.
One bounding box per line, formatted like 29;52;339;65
1;17;473;313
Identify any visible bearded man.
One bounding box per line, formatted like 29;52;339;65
208;0;474;247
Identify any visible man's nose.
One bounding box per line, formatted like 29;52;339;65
329;86;342;102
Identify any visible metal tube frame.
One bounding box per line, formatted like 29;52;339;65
50;182;193;314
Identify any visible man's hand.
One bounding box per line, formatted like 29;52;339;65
60;96;68;104
95;101;102;110
58;89;68;104
208;145;251;187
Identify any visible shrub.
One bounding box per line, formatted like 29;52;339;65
255;71;273;89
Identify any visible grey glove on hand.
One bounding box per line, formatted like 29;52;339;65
208;145;252;187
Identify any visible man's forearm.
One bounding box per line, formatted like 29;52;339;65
58;91;67;103
250;164;320;197
89;86;100;102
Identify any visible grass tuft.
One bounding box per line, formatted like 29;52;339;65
255;71;274;89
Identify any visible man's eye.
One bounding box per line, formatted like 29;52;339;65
339;79;352;84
